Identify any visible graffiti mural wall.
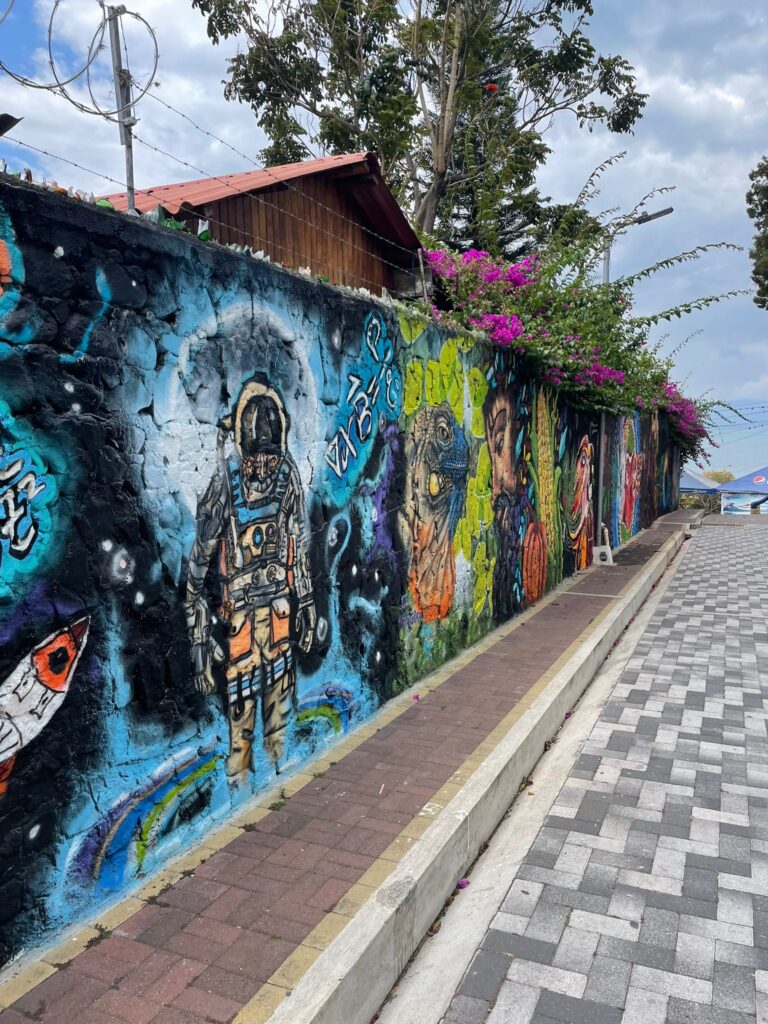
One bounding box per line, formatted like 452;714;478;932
0;179;678;965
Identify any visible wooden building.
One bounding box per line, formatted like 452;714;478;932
104;152;423;297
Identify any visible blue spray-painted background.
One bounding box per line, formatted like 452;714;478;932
0;179;679;966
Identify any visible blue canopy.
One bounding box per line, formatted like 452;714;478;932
718;465;768;494
680;468;718;493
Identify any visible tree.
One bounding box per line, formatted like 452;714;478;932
192;0;647;238
747;156;768;310
702;469;734;484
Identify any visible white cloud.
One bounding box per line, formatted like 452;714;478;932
1;0;263;193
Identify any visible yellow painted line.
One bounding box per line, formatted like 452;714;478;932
268;944;323;988
334;883;378;918
233;983;289;1024
92;897;144;933
301;913;351;952
41;926;101;968
0;961;56;1009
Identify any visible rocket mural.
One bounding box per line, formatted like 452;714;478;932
0;617;90;796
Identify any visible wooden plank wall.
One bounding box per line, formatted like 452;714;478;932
206;176;395;294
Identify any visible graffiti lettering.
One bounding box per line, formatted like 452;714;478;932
326;313;402;488
0;449;48;565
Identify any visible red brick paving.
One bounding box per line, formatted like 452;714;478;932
0;514;688;1024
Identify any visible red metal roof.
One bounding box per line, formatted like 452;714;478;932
102;151;421;254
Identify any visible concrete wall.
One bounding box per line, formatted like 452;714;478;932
0;178;678;965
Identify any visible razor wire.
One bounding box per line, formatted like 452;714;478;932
0;0;158;121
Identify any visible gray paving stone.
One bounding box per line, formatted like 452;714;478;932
642;890;718;919
712;961;756;1013
445;995;491;1024
687;853;752;877
538;886;610;915
715;939;768;968
535;990;622;1024
524;902;570;945
486;981;540;1024
582;955;631;1007
667;997;758;1024
553;927;599;975
596;935;676;971
458;950;512;1001
638;906;679;948
502;880;543;917
544;815;602;836
682;866;719;902
483;931;556;965
580;863;619;897
674;931;715;980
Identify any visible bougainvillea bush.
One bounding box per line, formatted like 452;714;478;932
420;184;743;463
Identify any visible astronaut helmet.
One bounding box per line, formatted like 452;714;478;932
225;374;290;495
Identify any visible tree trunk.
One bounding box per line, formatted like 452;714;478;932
414;173;447;234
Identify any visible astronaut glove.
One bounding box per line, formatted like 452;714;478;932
191;643;216;695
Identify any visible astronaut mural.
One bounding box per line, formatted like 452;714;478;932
185;375;316;779
0;181;679;966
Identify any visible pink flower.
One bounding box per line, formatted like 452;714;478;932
470;312;525;346
425;249;457;279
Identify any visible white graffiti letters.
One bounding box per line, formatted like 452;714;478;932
325;315;401;482
0;453;47;563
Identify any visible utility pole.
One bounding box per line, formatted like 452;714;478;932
595;205;675;546
107;5;136;212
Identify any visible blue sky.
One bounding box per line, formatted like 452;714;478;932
1;0;767;474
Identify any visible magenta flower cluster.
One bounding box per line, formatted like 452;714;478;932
425;250;538;291
421;245;710;455
577;363;625;387
469;313;525;346
661;382;709;443
425;249;458;279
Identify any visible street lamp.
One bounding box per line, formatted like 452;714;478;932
602;206;674;284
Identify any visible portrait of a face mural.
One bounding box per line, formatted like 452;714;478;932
404;404;469;622
618;416;645;540
185;375;317;781
568;435;594;571
483;375;547;620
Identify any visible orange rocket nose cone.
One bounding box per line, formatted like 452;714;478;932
32;617;90;693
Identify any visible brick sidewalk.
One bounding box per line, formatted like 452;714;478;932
0;513;692;1024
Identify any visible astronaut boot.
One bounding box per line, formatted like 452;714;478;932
262;664;295;773
227;696;257;783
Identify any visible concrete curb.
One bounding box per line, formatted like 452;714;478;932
262;521;690;1024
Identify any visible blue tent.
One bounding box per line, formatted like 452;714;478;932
679;468;718;493
718;465;768;495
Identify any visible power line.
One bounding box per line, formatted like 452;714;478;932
721;425;768;446
3;134;127;190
